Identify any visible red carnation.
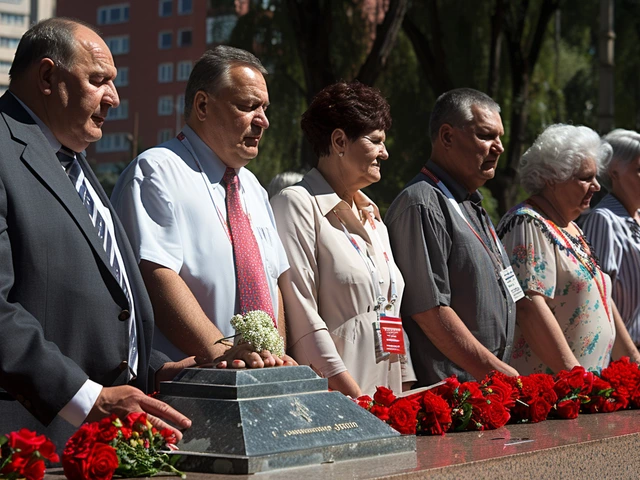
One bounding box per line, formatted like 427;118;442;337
600;357;640;407
6;429;48;456
555;399;580;419
388;398;421;435
21;458;46;480
355;395;374;410
369;404;391;422
97;416;119;443
418;391;452;435
483;396;511;429
63;422;99;460
373;386;396;407
160;428;178;445
124;412;149;429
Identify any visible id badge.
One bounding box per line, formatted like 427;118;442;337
500;266;525;303
379;315;406;354
373;316;390;363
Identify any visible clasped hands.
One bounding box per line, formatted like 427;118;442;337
204;342;298;369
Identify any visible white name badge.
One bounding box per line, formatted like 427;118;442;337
500;266;525;303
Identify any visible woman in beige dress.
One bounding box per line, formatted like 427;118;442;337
271;82;415;397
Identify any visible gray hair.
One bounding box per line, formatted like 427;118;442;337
267;171;304;199
9;17;98;82
184;45;267;119
429;88;501;143
600;129;640;188
518;124;613;195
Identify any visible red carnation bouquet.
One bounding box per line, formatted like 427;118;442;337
62;413;184;480
431;376;512;432
0;429;58;480
356;358;640;437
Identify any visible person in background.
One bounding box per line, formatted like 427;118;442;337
580;129;640;349
0;18;191;450
112;46;294;368
497;124;640;375
267;171;304;199
271;81;416;397
386;88;518;388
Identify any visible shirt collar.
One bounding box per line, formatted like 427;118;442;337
596;193;636;218
10;91;62;153
425;159;483;203
181;124;229;184
302;168;348;217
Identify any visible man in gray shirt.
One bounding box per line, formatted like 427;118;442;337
385;88;518;387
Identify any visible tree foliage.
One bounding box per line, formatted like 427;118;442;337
178;0;640;219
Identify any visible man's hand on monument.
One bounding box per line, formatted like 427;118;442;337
87;385;192;440
213;343;298;369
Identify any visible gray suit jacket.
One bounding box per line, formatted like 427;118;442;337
0;92;162;440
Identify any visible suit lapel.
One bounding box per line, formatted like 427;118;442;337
1;101;125;304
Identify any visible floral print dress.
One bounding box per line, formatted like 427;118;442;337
497;202;615;375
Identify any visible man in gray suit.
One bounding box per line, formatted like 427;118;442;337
0;18;191;449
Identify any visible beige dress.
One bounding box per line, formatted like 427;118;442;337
271;168;416;395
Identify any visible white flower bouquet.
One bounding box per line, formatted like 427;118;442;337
229;310;285;356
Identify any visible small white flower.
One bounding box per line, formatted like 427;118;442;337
231;310;284;356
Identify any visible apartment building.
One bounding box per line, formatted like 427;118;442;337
55;0;218;164
0;0;55;95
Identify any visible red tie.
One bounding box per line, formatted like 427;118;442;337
224;167;276;325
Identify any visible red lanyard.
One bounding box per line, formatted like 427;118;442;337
421;166;506;270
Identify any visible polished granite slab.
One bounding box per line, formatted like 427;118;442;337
44;409;640;478
156;367;415;473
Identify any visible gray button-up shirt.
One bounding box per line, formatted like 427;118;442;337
385;160;515;387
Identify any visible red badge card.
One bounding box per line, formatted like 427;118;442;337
379;316;405;354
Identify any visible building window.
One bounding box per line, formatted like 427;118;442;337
96;133;131;153
0;37;20;49
106;99;128;121
114;67;129;87
159;0;172;17
176;94;185;115
207;15;237;44
0;13;26;26
158;31;172;50
158;96;174;116
105;36;130;55
178;0;192;14
158;63;173;83
97;4;130;25
158;129;173;143
176;61;192;81
0;60;11;74
177;29;192;47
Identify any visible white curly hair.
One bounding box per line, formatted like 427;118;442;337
518;124;612;195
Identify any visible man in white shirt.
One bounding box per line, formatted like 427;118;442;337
0;18;191;449
112;46;293;367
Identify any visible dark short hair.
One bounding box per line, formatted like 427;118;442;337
300;81;392;165
184;45;267;119
429;88;500;143
9;17;98;82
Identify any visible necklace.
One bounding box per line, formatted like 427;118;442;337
526;199;611;321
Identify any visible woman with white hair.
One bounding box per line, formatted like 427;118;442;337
497;124;640;375
581;129;640;348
